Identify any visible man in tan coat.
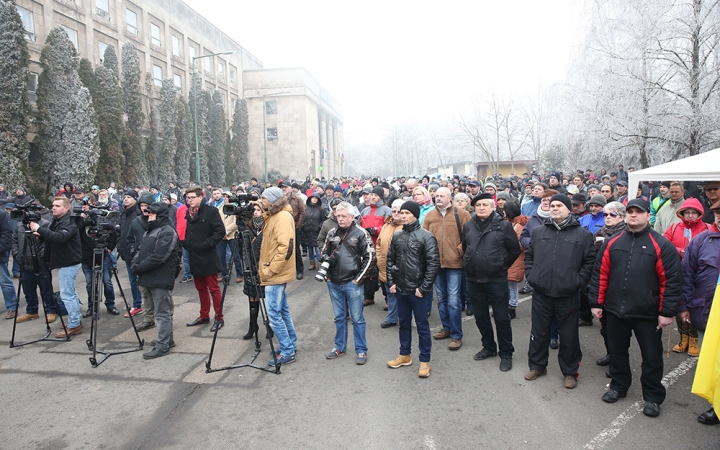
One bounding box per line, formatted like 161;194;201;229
422;187;471;350
376;199;405;328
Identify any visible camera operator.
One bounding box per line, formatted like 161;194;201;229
131;202;179;359
1;207;19;319
319;201;376;365
78;205;120;317
12;214;56;323
117;190;143;315
28;197;83;336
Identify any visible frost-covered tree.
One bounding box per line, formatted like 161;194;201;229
206;90;226;186
102;44;118;77
93;65;124;187
231;98;250;182
188;72;209;183
144;72;158;181
121;41;146;184
157;78;177;187
0;0;30;189
77;58;95;94
36;26;100;190
224;130;232;185
174;96;191;187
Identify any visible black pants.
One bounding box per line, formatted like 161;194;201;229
363;266;379;300
294;228;304;273
467;281;513;357
528;291;582;375
579;290;593;322
606;312;666;404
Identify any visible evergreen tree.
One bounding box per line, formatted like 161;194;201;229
224;129;232;185
36;26;99;190
77;58;95;94
121;41;146;184
93;65;124;187
0;0;30;189
102;44;118;77
174;96;191;188
187;72;209;183
206;90;226;186
144;72;158;181
157;78;178;187
231;98;250;182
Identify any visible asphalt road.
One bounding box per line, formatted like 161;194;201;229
0;264;718;449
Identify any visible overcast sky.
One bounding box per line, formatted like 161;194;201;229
182;0;583;139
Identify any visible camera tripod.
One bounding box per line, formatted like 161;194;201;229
10;228;70;347
85;244;144;367
206;224;280;374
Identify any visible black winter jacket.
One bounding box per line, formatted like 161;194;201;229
118;203;141;261
36;211;82;269
302;195;326;247
589;224;682;319
463;212;522;283
12;219;50;272
387;220;440;295
320;223;375;285
131;211;179;290
182;202;225;277
524;216;596;298
126;215;149;260
0;211;14;264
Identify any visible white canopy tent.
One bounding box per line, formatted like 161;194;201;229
628;148;720;200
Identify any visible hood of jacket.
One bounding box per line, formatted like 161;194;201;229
676;197;705;223
263;195;290;218
306;192;323;207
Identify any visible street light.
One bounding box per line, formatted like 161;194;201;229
261;91;290;182
192;51;232;184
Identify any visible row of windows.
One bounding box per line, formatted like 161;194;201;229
16;4;237;86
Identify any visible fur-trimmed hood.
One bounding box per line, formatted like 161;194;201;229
263;195;290;217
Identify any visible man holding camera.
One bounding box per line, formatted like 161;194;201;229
29;197;83;336
319;201;376;365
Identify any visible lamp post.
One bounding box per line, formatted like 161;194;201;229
261;91;290;182
192;51;232;184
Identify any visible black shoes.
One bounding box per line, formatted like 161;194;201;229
210;320;224;332
698;407;720;425
136;321;155;331
642;402;660;417
499;357;512;372
296;272;303;280
82;309;94;318
187;317;210;326
596;354;611;366
473;348;497;361
550;339;559;350
601;389;627;403
107;306;120;315
380;321;397;328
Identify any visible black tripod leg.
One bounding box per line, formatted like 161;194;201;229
110;266;144;348
9;267;25;348
206;240;237;372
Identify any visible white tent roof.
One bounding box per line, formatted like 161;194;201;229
628;148;720;199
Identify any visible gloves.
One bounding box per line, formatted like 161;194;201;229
366;227;377;236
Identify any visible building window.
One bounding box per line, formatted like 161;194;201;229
153;65;162;87
265;101;277;115
16;6;35;41
172;35;181;57
266;128;278;141
28;72;38;103
229;69;235;85
99;41;108;62
231;98;237;110
96;0;109;17
151;23;161;47
60;25;78;50
173;74;181;88
126;9;138;35
217;62;224;81
189;45;196;67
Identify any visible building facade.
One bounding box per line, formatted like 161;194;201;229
243;68;344;181
15;0;262;125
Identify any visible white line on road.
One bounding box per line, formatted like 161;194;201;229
424;435;436;450
583;357;698;449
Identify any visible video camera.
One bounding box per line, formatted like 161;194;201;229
222;193;259;219
9;199;47;224
71;206;120;219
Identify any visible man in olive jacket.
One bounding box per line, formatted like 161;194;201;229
183;187;226;331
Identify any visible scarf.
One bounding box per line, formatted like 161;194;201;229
537;205;551;220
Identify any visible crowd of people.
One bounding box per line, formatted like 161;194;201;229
1;164;719;423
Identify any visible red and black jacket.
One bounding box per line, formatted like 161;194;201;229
589;224;682;319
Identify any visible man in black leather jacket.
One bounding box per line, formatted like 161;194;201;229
386;201;440;378
319;201;376;365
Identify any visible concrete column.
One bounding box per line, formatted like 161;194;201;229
319;111;327;179
326;119;334;180
333;123;339;175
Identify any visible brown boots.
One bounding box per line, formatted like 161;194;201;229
673;334;689;353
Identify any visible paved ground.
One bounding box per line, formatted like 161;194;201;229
0;264;718;449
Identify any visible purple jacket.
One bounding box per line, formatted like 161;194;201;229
681;227;720;330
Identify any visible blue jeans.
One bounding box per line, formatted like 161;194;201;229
383;281;398;324
397;291;432;362
327;280;367;354
0;261;17;310
57;264;81;328
82;255;116;308
308;246;320;262
21;271;56;314
182;247;192;278
508;281;519;307
434;268;463;339
125;261;142;309
265;284;297;357
425;289;434;315
218;239;243;276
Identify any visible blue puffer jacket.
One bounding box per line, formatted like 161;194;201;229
578;212;605;235
681;226;720;330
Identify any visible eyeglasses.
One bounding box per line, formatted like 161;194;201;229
603;212;619;218
186;195;199;200
705;187;719;192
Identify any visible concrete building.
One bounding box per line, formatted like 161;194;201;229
14;0;262;125
475;160;539;179
243;68;344;181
